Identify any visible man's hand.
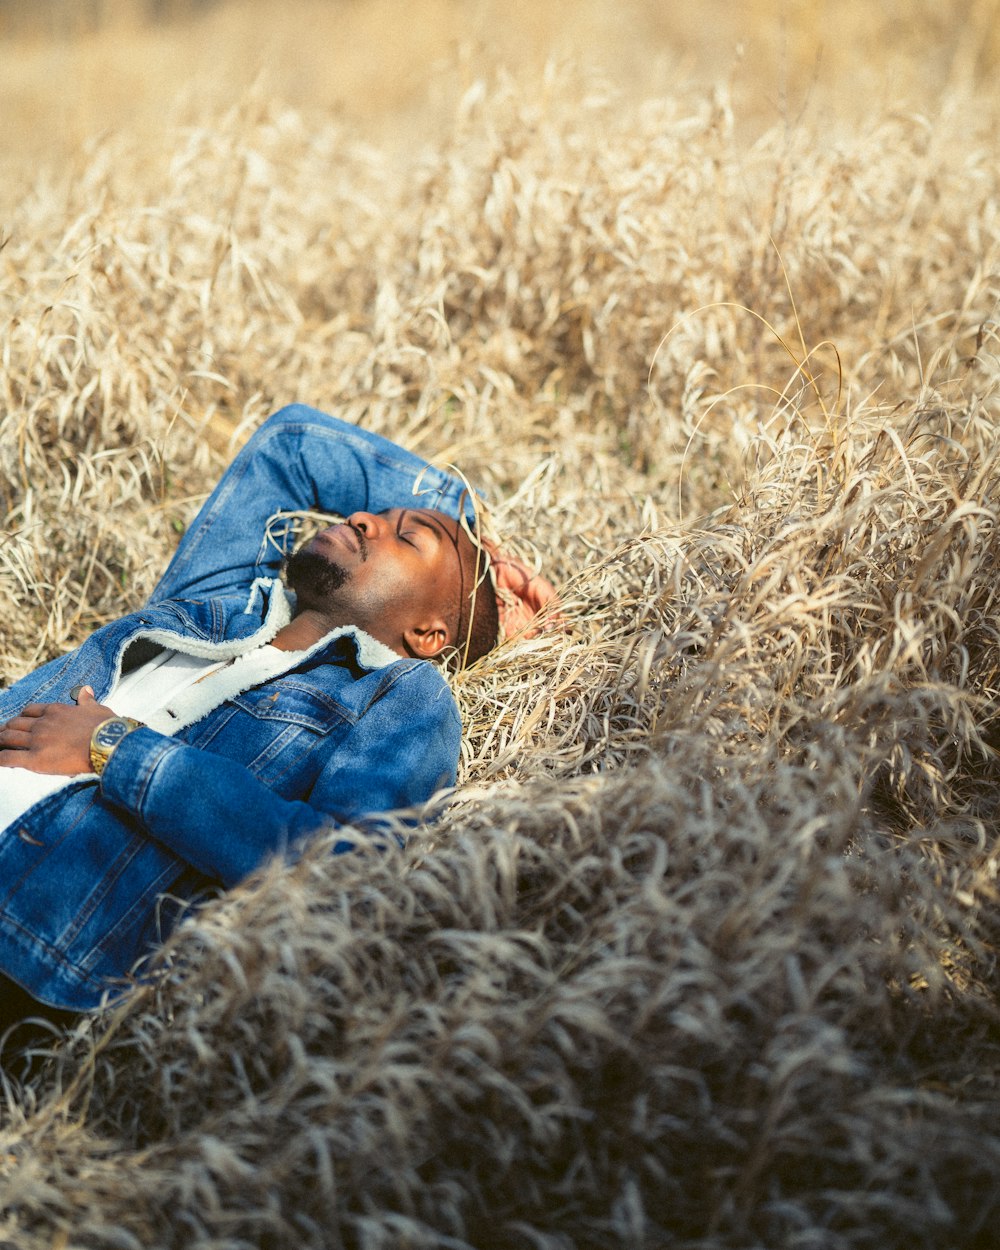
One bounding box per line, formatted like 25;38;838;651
0;688;115;775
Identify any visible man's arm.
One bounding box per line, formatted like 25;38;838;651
96;665;459;885
0;665;459;886
151;405;477;604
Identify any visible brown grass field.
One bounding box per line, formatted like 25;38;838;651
2;1;1000;1246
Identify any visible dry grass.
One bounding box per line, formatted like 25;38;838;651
2;3;1000;1246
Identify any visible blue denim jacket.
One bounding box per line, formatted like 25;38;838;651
0;406;472;1010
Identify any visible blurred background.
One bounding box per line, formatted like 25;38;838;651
2;0;998;193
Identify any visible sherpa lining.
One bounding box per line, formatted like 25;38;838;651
143;628;400;734
135;581;402;734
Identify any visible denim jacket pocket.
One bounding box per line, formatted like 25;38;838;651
192;681;354;795
229;681;355;733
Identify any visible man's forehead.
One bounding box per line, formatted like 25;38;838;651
411;506;453;526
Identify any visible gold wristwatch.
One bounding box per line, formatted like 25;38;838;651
89;716;144;776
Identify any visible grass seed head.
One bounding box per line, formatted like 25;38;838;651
2;36;1000;1250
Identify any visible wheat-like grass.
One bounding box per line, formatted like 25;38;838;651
1;33;1000;1250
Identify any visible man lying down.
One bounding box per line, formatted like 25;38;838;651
0;405;555;1029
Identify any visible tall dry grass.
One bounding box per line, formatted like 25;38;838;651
4;0;1000;195
2;7;1000;1246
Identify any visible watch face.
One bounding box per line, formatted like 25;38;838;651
93;719;133;750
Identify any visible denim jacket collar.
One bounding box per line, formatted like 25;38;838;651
140;580;403;735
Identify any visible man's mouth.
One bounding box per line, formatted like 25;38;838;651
318;523;368;561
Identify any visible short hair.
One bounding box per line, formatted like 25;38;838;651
451;541;499;669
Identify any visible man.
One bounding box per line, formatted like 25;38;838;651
0;405;554;1025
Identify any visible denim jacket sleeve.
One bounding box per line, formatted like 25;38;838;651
96;660;461;887
149;404;478;604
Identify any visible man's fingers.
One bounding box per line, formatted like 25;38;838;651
0;747;36;767
0;727;31;747
9;701;97;719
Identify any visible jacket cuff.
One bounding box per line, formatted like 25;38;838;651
97;725;178;816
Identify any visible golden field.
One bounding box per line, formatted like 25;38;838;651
1;1;1000;1246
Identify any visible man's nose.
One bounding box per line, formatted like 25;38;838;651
346;511;382;538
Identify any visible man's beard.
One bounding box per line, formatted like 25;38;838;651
284;547;351;608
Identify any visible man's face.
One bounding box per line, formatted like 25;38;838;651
285;507;473;658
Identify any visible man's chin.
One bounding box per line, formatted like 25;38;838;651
284;547;350;608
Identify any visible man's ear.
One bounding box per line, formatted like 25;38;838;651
403;618;450;659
